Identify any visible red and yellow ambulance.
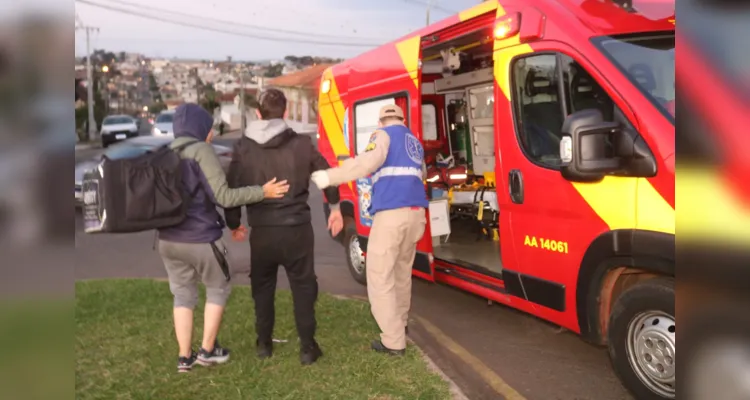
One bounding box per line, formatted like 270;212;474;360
317;1;674;398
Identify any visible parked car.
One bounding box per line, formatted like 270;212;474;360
75;136;232;207
100;115;139;148
152;110;175;137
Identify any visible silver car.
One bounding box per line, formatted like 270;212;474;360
101;115;139;147
152;110;175;137
75;136;233;207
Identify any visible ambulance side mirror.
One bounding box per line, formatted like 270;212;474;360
559;109;622;182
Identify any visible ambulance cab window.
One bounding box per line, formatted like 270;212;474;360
559;54;616;122
513;53;626;169
512;54;566;168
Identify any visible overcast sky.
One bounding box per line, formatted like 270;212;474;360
74;0;482;61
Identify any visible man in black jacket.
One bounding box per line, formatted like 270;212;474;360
225;88;343;365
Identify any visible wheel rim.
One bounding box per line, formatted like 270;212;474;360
348;235;365;275
626;310;676;398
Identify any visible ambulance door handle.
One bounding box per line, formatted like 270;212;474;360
509;169;524;204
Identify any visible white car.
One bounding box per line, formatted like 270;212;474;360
101;115;139;147
152;111;175;136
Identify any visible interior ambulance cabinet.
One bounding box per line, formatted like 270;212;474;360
467;85;495;175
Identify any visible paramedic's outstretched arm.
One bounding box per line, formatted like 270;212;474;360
324;130;390;187
309;138;342;210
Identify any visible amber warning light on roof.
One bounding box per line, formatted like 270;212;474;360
321;79;331;94
494;12;521;40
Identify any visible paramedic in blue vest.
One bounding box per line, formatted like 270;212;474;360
311;104;428;355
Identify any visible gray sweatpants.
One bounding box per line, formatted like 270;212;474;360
158;239;232;309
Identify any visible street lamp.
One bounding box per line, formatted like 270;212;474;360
143;105;148;112
101;65;109;73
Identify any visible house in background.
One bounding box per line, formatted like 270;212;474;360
266;64;331;133
165;99;184;110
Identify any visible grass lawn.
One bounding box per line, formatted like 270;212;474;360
76;279;451;400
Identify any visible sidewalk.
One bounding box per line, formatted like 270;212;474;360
75;141;100;151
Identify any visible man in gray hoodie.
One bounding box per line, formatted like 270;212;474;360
158;103;289;372
225;89;342;365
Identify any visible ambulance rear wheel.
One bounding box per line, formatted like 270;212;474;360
608;277;675;400
343;217;366;285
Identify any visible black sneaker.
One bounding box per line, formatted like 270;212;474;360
371;340;405;356
177;351;198;373
257;340;273;359
300;342;323;365
196;342;231;366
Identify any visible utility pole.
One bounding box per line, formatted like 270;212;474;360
426;0;433;25
238;64;246;133
76;20;99;141
194;68;202;105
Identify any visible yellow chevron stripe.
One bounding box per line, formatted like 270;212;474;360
318;68;353;192
492;5;534;101
459;0;498;21
678;168;750;244
396;36;421;89
493;42;533;101
572;177;674;235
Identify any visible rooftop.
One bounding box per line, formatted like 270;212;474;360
267;64;332;89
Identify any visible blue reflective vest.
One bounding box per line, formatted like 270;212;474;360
369;124;429;215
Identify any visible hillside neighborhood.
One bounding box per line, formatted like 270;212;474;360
74;51;341;141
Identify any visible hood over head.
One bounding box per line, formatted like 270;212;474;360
173;103;213;141
244;118;295;148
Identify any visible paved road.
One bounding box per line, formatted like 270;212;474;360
74;143;632;400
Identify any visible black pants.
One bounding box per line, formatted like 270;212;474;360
250;223;318;347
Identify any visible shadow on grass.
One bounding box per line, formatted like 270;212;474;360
75;279;451;399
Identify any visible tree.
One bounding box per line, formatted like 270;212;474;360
264;63;284;78
243;93;259;109
149;73;159;92
118;51;126;62
149;101;167;114
200;97;220;113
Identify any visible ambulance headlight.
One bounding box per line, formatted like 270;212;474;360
560;136;572;164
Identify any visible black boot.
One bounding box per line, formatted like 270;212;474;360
300;341;323;365
371;340;405;356
256;339;273;359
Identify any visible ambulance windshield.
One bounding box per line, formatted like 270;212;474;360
594;32;675;123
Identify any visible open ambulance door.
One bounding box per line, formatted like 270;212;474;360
397;34;436;282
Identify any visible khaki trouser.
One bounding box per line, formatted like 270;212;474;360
366;207;426;350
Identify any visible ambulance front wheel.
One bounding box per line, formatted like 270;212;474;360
343;217;367;285
608;277;675;400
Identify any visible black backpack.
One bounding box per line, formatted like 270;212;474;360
82;141;198;233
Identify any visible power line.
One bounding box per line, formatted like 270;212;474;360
403;0;457;14
75;0;383;47
96;0;388;42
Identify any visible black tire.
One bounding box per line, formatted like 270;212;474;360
342;216;366;285
608;277;675;400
